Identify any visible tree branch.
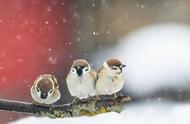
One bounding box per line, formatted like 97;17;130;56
0;96;131;118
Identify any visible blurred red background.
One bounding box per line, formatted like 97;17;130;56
0;0;75;123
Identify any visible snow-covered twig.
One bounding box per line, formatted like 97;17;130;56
0;96;131;118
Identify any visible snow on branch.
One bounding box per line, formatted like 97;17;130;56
0;96;131;118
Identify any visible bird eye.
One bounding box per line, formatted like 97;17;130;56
111;66;118;70
71;68;75;72
49;89;53;94
36;87;40;92
84;68;89;71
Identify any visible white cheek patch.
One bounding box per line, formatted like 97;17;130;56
37;92;41;97
47;89;53;98
35;87;41;97
82;67;91;74
103;62;109;69
71;68;77;74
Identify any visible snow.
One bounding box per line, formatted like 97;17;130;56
92;23;190;96
8;22;190;124
10;101;190;124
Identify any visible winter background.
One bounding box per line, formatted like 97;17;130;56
0;0;190;124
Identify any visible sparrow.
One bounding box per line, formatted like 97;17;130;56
30;74;61;105
96;58;126;100
66;59;97;102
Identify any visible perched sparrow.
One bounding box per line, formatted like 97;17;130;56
30;74;61;105
66;59;97;101
96;58;126;100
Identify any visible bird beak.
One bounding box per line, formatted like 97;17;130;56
41;92;47;99
76;66;83;76
121;64;126;68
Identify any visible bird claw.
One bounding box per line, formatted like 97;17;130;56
95;95;100;102
113;93;118;105
71;97;79;105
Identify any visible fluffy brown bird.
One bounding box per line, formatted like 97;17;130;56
96;58;126;100
66;59;97;101
30;74;61;104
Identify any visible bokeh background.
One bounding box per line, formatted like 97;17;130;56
0;0;190;124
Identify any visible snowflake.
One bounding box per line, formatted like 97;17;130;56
140;4;145;8
106;30;110;34
92;31;99;35
12;19;16;23
77;38;81;41
45;21;49;25
16;35;22;40
46;6;52;12
69;54;73;58
48;48;52;52
47;56;58;65
84;53;88;56
62;19;67;23
61;2;64;6
17;58;24;63
164;3;168;6
92;3;95;7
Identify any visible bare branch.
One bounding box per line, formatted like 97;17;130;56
0;96;131;118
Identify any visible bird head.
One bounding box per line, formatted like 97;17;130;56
34;74;56;99
71;59;91;77
103;58;126;76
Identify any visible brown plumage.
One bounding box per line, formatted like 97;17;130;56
37;78;53;93
73;59;89;68
107;58;122;67
98;58;124;73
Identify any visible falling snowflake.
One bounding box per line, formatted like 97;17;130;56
47;56;58;65
16;58;24;63
12;19;16;23
48;48;52;52
55;21;58;24
9;117;13;120
77;38;81;41
45;21;49;25
16;35;22;40
1;76;7;83
84;53;88;56
46;6;52;12
61;2;64;6
164;3;168;6
92;3;96;7
92;31;99;35
69;54;73;58
157;97;162;101
62;19;67;23
106;30;110;34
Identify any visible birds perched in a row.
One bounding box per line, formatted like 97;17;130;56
30;58;126;105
